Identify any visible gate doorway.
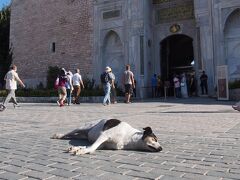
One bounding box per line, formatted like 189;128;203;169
160;34;194;81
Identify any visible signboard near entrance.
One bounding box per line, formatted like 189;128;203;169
217;65;229;100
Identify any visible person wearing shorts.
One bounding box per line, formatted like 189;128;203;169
122;64;135;103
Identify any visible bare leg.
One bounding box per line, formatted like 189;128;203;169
51;129;89;140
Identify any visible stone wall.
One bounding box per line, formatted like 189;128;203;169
10;0;93;88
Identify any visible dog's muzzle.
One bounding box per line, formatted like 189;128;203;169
157;146;162;152
148;145;162;152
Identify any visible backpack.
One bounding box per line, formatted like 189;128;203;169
100;72;111;84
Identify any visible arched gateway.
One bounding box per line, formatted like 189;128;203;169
102;30;124;84
160;34;194;81
224;8;240;81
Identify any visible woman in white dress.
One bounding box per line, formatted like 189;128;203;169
180;73;188;98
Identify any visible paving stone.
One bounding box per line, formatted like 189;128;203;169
47;169;81;178
114;158;144;166
119;164;152;172
125;170;162;179
24;163;55;172
99;172;135;180
160;175;188;180
148;169;185;178
74;167;106;176
207;171;240;179
0;165;30;174
172;166;207;175
3;159;28;167
0;157;9;163
183;173;221;180
22;170;55;179
0;171;27;180
48;162;81;171
98;165;129;174
28;159;56;166
141;163;174;170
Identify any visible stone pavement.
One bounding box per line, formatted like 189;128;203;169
0;98;240;180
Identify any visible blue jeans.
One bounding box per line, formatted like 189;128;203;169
66;89;72;105
103;83;111;104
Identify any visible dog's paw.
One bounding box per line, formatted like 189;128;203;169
74;148;88;155
67;146;79;153
51;133;64;139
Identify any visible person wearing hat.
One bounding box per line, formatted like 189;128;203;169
100;66;112;106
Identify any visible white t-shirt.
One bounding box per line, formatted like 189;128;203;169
124;70;134;85
72;73;82;86
5;70;20;90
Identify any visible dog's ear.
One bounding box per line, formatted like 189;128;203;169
142;127;153;140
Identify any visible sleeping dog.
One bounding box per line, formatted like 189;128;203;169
51;119;162;155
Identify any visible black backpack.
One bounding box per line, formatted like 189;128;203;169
100;72;110;84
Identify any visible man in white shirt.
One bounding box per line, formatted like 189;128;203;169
1;65;25;111
72;69;84;104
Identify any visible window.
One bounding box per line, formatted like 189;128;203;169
51;42;56;53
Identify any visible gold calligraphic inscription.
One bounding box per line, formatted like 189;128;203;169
103;10;120;19
156;5;194;24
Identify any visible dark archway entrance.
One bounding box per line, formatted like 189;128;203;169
160;34;194;81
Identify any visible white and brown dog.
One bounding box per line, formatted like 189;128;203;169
51;119;162;155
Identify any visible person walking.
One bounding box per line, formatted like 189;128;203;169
151;74;158;98
157;75;162;97
200;71;208;95
180;73;188;98
72;69;85;104
109;69;117;104
101;66;112;106
122;64;135;103
173;74;181;98
56;69;67;107
189;74;196;96
0;65;25;111
66;71;73;106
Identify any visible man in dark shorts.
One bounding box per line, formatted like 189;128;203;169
122;65;135;103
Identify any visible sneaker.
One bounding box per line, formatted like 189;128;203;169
13;103;20;108
232;105;240;111
0;104;6;111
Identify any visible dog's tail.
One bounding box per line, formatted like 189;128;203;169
51;133;65;139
